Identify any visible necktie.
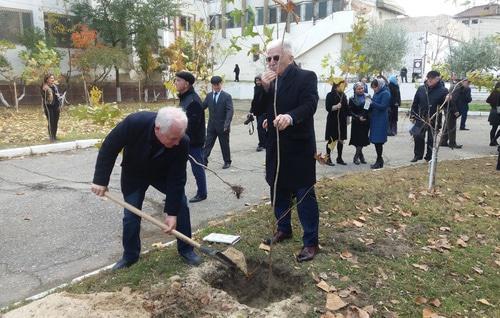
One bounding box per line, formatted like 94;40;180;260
213;92;218;103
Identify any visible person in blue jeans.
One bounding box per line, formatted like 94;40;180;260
91;107;201;270
175;71;207;203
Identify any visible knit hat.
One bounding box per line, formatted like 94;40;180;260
175;71;195;85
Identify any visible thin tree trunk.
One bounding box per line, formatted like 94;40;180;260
115;66;121;102
428;114;441;191
13;81;18;112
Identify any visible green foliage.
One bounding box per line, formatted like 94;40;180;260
0;40;15;77
19;41;61;83
360;21;408;75
18;27;58;53
338;16;371;78
466;70;496;92
74;45;128;84
447;36;500;78
431;63;452;81
69;102;122;125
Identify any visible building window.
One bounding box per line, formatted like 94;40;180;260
246;9;255;25
461;19;469;25
180;16;192;31
44;13;77;48
269;7;277;24
471;19;479;24
318;0;328;18
225;13;234;28
0;8;34;43
304;2;313;21
256;8;264;25
332;0;342;12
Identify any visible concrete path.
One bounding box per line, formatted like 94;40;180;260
0;103;497;307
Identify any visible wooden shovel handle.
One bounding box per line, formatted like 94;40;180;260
104;191;201;249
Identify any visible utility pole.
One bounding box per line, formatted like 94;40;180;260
423;31;428;76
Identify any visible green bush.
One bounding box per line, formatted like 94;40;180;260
69;103;121;125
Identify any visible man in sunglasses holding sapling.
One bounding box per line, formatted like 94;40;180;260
253;40;320;262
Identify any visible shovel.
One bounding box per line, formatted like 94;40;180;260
104;192;243;271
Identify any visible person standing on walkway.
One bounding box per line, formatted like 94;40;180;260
91;107;201;270
440;79;463;149
324;78;348;166
175;71;207;203
387;75;401;136
250;75;267;152
253;40;320;262
400;67;408;83
233;64;240;82
202;76;234;169
41;74;61;142
368;78;390;169
410;71;449;162
486;81;500;146
457;78;472;130
349;82;370;165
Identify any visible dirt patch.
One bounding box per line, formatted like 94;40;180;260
5;261;309;318
4;290;148;318
203;260;304;308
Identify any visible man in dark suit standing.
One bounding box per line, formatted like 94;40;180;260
202;76;234;169
91;107;201;270
175;71;207;203
254;40;320;262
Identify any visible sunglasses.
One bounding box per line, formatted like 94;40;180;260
266;55;280;63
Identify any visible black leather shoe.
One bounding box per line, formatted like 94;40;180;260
449;144;463;149
359;154;367;164
189;194;207;203
460;127;469;131
425;157;432;162
222;162;231;169
296;245;319;262
370;161;383;169
179;250;201;266
325;159;335;166
410;157;422;162
490;141;499;146
256;146;265;152
263;231;292;245
112;258;137;271
353;155;360;165
336;158;347;165
440;143;449;147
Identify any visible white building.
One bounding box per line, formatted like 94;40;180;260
454;3;500;39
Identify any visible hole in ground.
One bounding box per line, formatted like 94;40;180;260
203;259;304;309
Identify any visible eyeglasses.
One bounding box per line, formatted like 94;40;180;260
266;55;280;63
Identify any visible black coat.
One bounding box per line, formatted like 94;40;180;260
411;80;448;123
203;90;234;132
179;87;205;147
250;85;265;114
348;96;370;147
92;111;189;216
486;89;500;125
324;90;348;141
452;84;472;112
388;83;401;123
253;64;318;189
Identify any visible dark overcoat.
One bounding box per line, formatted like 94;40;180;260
92;111;188;216
324;90;348;141
179;87;205;147
486;88;500;125
253;64;318;189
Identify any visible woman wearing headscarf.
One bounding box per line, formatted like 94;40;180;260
368;78;391;169
348;82;370;164
40;73;61;142
325;78;349;166
387;75;401;136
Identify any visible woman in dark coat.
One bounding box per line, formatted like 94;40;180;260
387;75;401;136
325;79;348;166
368;78;391;169
40;73;61;142
486;81;500;146
349;82;370;164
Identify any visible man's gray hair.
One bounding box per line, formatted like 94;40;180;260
267;40;294;56
155;106;188;134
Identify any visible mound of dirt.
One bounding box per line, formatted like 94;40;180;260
4;290;148;318
5;260;309;318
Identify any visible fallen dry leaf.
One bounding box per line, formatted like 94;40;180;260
456;238;467;248
429;298;441;307
415;296;428;304
422;307;446;318
258;243;271;252
439;226;451;232
346;305;370;318
352;220;364;228
326;294;348;311
412;263;430;272
311;272;321;283
459;235;470;242
317;280;331;293
472;266;483;274
340;250;353;259
477;298;492;306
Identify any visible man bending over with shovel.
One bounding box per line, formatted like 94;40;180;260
91;107;201;270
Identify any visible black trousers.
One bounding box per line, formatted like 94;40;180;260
203;127;231;164
256;115;266;148
414;125;433;159
43;105;60;141
441;112;457;146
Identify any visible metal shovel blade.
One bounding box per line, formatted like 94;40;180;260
199;246;237;268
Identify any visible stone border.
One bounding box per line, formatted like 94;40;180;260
0;139;100;160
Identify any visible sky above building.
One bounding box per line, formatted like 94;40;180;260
396;0;494;17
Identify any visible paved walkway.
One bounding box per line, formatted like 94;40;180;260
0;104;497;307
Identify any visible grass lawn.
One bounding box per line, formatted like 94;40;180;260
62;157;499;317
